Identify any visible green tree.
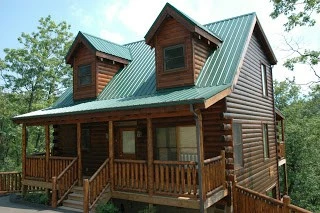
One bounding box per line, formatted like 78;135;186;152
270;0;320;80
0;16;73;112
274;80;320;211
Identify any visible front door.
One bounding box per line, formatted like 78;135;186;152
119;128;136;159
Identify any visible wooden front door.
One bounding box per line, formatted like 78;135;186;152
119;128;136;159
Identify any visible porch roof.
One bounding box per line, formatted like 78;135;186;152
13;12;276;122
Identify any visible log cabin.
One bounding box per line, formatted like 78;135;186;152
12;3;293;213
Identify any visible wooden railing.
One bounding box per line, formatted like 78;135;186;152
0;172;21;194
114;159;148;192
153;160;197;198
233;184;312;213
203;151;226;197
52;157;78;208
83;158;110;213
278;141;285;159
25;156;74;181
25;156;46;180
49;157;75;179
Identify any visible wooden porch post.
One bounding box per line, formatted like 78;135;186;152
21;124;27;196
77;123;82;185
147;118;154;196
197;112;205;202
109;121;114;191
45;125;50;182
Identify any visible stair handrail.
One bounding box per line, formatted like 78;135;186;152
52;157;78;208
83;158;110;213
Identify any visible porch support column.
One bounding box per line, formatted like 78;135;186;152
147;118;154;196
77;123;82;185
21;124;27;196
191;105;205;213
109;121;114;192
45;125;50;182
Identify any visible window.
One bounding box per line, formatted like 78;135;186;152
156;127;177;161
261;64;268;96
232;123;243;168
122;130;136;154
78;64;92;86
81;128;90;150
164;44;185;71
266;185;277;199
263;124;270;159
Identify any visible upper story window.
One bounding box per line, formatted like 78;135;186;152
164;44;185;71
263;124;270;159
78;64;92;86
232;123;243;168
261;64;268;96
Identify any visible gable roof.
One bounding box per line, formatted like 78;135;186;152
65;31;132;64
145;3;222;47
13;12;277;122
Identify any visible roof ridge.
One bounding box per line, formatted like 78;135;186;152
80;31;129;49
123;39;145;46
204;12;256;27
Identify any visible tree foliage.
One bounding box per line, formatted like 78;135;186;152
1;16;73;112
274;80;320;211
270;0;320;80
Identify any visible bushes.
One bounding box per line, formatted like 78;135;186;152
95;201;119;213
24;192;49;205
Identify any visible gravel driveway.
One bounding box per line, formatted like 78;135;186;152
0;195;72;213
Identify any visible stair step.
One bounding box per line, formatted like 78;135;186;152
72;186;84;194
58;206;83;213
68;193;84;201
63;200;84;210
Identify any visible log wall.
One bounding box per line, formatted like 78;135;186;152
96;59;122;95
193;38;211;81
225;29;278;195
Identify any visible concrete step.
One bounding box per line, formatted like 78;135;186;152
63;199;84;210
58;205;83;213
68;192;84;202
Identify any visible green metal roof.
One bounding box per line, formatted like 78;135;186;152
14;12;258;120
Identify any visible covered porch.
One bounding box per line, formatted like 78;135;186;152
18;103;230;212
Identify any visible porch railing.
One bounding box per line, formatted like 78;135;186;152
114;159;148;192
153;160;197;198
203;151;226;197
25;156;75;181
0;172;21;194
233;184;312;213
278;141;285;159
52;157;78;208
83;158;110;212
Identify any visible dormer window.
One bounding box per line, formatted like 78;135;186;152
78;64;92;86
164;44;185;71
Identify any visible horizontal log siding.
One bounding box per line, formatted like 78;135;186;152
73;43;96;100
96;60;121;95
155;17;194;89
193;38;211;81
54;124;77;156
82;123;108;176
226;30;278;195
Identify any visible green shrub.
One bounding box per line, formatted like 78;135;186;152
138;205;157;213
95;201;119;213
24;192;49;205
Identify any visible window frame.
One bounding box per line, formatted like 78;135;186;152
262;123;270;159
78;64;92;86
261;63;268;96
232;122;244;169
163;44;186;72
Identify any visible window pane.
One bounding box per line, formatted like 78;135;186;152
261;64;267;96
122;130;135;154
263;124;269;159
81;128;90;150
79;64;92;86
164;45;185;70
156;127;176;161
232;123;243;168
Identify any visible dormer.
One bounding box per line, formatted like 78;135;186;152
145;3;222;90
66;32;131;100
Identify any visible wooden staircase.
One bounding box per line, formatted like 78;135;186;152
58;186;85;212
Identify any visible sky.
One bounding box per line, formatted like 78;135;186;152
0;0;319;91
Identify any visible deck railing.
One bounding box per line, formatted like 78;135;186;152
83;158;110;213
0;172;21;194
25;156;74;181
233;184;312;213
203;151;226;197
278;141;285;159
52;157;78;208
114;159;148;192
153;160;197;198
